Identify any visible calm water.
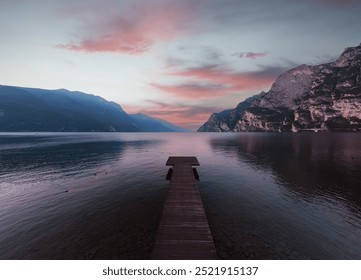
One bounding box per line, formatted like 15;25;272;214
0;132;360;259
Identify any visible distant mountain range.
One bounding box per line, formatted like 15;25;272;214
130;113;189;132
198;43;361;132
0;85;187;132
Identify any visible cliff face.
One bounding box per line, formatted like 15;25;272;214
198;44;361;132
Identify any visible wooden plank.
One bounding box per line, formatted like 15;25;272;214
152;156;217;260
166;156;200;166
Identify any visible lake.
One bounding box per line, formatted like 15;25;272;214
0;132;360;259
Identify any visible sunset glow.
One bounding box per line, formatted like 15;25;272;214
1;0;360;130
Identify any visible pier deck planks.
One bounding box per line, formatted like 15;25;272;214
152;156;217;260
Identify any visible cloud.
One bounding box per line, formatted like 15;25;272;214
172;64;276;91
151;63;287;100
164;45;223;71
150;59;302;101
178;45;223;60
165;57;187;68
58;36;151;54
253;64;298;77
150;82;229;99
232;52;267;59
59;0;201;54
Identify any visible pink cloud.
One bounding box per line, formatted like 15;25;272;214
150;64;277;100
59;1;200;54
173;65;275;91
150;82;229;99
59;36;151;54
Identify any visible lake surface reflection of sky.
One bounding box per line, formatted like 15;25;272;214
0;132;360;259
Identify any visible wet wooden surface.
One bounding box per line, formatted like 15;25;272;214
152;156;217;259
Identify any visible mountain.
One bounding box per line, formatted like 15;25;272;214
0;86;139;132
198;43;361;132
0;85;189;132
130;113;190;132
0;85;140;132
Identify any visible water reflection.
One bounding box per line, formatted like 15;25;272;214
210;133;361;205
0;133;166;259
205;133;361;259
0;133;360;260
0;133;159;187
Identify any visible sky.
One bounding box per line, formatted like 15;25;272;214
1;0;360;130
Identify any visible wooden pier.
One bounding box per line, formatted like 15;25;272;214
152;156;217;259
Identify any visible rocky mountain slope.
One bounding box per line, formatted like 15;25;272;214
198;44;361;132
0;85;186;132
